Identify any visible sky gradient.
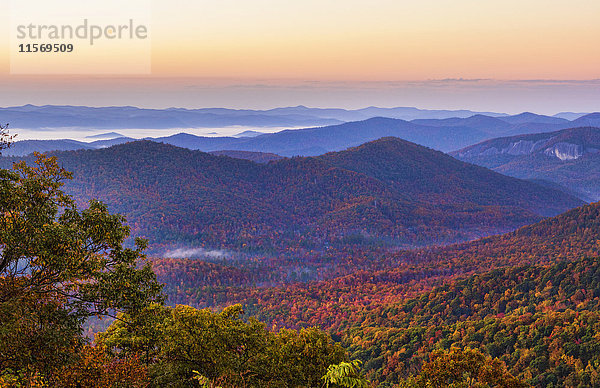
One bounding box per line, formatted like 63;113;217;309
0;0;598;113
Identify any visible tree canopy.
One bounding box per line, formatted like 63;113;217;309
0;152;162;383
0;150;351;387
398;348;527;388
100;303;347;387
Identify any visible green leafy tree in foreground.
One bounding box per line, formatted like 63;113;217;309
100;303;348;387
398;348;528;388
0;152;163;382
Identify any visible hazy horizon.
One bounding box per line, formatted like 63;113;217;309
1;1;598;114
0;78;598;116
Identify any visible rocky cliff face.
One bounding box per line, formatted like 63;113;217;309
454;127;600;161
543;143;586;160
479;139;548;156
451;127;600;203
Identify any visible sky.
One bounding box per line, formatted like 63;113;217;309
0;0;599;114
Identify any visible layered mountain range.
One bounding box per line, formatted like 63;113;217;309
4;105;600;387
4;106;598;156
0;138;582;250
0;104;507;130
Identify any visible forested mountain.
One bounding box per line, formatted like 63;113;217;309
0;104;343;129
0;138;582;251
160;200;600;324
153;200;600;386
208;150;284;163
345;256;600;387
171;117;489;154
453;127;600;201
412;114;514;132
3;124;598;387
151;112;597;155
316;138;576;213
5;117;493;155
410;112;576;137
1;104;507;130
570;112;600;127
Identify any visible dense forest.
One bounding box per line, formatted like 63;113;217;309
152;201;600;387
346;257;600;386
153;200;600;314
2;136;599;387
0;151;370;387
0;138;582;253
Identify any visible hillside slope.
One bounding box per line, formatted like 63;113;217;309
318;138;575;214
345;256;600;386
152;196;600;387
6;111;598;157
0;138;582;250
208;201;600;331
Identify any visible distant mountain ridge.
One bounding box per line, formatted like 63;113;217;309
208;150;283;163
0;104;343;129
2;137;136;156
4;111;599;157
500;112;569;125
0;104;507;130
452;126;600;201
85;131;125;139
263;105;508;121
0;138;583;250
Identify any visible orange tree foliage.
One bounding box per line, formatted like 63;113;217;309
147;202;600;387
53;344;149;388
344;257;600;387
398;348;527;388
152;202;600;334
2;140;594;386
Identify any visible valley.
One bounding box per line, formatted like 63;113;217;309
2;110;599;387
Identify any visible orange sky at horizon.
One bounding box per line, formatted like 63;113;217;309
1;0;599;80
0;0;598;111
150;0;600;81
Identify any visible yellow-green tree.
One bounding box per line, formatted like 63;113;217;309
101;303;347;387
322;360;370;388
0;153;163;382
